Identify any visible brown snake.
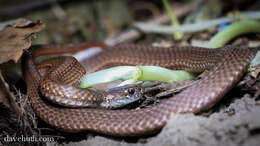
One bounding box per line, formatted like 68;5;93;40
22;44;257;136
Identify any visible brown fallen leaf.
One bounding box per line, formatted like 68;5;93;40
0;19;45;64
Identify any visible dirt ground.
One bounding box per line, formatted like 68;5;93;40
47;90;260;146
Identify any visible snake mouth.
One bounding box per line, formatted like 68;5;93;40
100;96;142;109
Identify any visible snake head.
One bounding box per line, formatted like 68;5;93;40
100;85;144;109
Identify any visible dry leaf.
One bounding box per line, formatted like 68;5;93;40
0;19;45;64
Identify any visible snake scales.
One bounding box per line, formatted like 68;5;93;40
22;44;257;136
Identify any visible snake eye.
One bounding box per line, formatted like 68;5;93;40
127;88;135;95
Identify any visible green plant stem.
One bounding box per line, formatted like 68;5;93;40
209;19;260;48
135;11;260;34
162;0;183;40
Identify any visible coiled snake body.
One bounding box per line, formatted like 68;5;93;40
22;44;257;136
